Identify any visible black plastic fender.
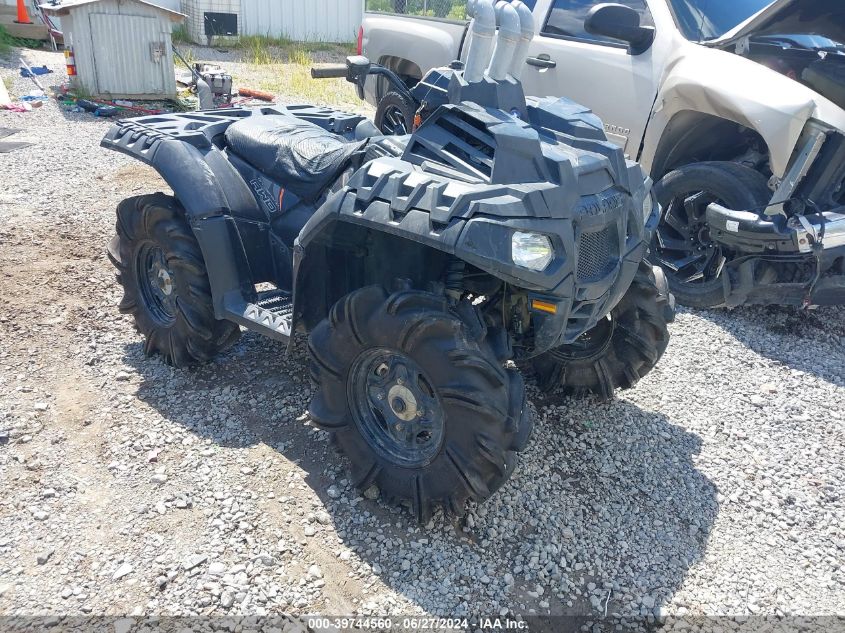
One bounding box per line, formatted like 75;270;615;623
101;124;262;316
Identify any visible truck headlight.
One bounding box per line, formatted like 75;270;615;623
512;231;553;271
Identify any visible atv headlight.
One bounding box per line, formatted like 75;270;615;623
511;231;553;271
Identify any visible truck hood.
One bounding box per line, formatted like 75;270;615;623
709;0;845;48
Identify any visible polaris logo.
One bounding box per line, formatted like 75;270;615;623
578;191;624;217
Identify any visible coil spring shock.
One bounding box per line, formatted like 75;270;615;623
445;258;465;301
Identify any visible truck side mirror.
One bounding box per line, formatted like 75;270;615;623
585;3;655;55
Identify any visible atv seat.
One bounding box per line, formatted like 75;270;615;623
225;115;367;201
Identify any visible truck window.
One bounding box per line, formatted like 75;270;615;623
542;0;654;46
366;0;470;20
668;0;773;41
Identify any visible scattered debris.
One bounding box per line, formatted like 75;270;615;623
19;65;52;78
237;87;275;102
0;78;10;107
19;58;46;91
0;128;33;153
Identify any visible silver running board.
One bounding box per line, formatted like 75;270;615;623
223;291;293;342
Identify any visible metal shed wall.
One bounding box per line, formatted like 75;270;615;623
64;0;178;99
241;0;363;42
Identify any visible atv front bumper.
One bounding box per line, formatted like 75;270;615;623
455;195;659;353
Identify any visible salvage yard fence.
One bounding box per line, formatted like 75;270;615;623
241;0;365;43
366;0;469;21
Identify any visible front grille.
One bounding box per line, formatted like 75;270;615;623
577;226;619;281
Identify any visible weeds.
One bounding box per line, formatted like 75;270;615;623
289;46;312;67
228;37;362;109
235;34;352;66
171;25;192;45
177;46;196;66
0;24;42;57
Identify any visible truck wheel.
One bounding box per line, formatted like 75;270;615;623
651;161;772;308
107;193;240;367
532;261;674;401
307;285;531;522
374;91;416;136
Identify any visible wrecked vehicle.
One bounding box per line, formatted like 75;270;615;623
360;0;845;307
102;0;673;520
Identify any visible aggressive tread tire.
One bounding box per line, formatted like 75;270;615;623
308;284;532;523
532;261;674;401
652;161;772;308
107;193;240;367
374;91;416;136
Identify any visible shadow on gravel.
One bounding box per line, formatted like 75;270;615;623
698;304;845;387
123;332;717;619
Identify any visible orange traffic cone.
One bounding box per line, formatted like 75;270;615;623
14;0;33;24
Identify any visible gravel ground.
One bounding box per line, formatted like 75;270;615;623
1;49;844;625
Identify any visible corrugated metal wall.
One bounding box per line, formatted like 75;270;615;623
151;0;181;11
241;0;363;42
64;0;178;98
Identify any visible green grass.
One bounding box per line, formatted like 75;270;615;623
235;34;354;65
171;25;192;45
221;36;363;109
177;46;196;66
173;35;362;110
0;24;42;57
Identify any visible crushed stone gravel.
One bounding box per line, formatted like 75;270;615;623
1;49;844;623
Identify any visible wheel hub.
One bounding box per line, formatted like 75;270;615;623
653;190;725;285
550;314;615;362
136;242;177;326
388;383;417;421
348;348;444;468
153;262;174;296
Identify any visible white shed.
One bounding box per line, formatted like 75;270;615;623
42;0;185;99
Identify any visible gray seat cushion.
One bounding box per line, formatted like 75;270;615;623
225;115;366;200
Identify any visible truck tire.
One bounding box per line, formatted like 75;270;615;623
107;193;240;367
307;284;531;523
651;161;772;308
532;261;674;401
374;91;416;136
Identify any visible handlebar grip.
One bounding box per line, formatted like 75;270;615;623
311;65;347;79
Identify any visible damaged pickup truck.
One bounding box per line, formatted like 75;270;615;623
361;0;845;307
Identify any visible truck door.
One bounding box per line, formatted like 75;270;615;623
520;0;669;156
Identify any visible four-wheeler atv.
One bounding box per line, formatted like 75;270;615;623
103;0;674;520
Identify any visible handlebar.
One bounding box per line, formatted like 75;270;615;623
310;65;347;79
311;59;417;107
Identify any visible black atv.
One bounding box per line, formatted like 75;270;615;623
103;52;673;520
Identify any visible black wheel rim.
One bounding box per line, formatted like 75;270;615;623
381;105;408;135
652;191;726;285
348;347;445;468
135;242;177;327
550;315;615;362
